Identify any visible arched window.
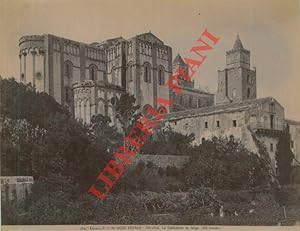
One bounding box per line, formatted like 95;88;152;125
270;102;275;113
128;42;132;54
64;61;73;86
89;65;97;81
145;45;148;55
158;67;165;85
97;100;105;115
128;63;133;82
189;96;193;107
63;61;73;106
36;72;42;80
144;63;151;83
247;88;251;98
232;88;237;98
264;116;268;127
141;43;145;54
85;100;91;124
64;62;71;78
77;100;81;119
112;68;117;85
107;105;113;117
198;98;201;108
65;64;70;77
81;100;85;122
65;87;72;103
21;73;25;82
247;74;251;84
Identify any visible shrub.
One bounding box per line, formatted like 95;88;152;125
275;134;294;184
290;166;300;184
184;137;271;190
141;126;194;155
176;192;281;225
188;187;218;209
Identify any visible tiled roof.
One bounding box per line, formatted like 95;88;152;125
286;119;300;125
165;97;273;121
98;37;124;46
180;85;213;95
136;32;164;44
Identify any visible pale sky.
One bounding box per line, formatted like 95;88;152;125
0;0;299;120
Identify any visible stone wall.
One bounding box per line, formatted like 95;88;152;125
0;176;34;202
132;154;189;169
19;35;45;92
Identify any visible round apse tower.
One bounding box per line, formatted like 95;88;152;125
19;35;45;92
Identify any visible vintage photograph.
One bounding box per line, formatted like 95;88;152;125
0;0;300;229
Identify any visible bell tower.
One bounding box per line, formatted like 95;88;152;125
216;35;256;105
172;54;194;88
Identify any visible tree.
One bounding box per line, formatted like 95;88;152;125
115;93;140;146
0;78;68;128
0;78;111;193
141;126;195;155
0;118;45;176
275;134;294;184
184;137;271;190
89;114;122;153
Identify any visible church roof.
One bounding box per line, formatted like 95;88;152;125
285;118;300;125
179;85;213;95
165;97;278;121
97;36;125;46
136;32;164;45
232;34;244;50
173;54;185;65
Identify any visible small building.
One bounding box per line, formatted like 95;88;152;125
0;176;34;202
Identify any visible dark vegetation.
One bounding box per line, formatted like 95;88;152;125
141;126;195;156
1;78;298;225
275;134;295;185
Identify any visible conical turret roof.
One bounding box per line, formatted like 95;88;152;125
232;34;244;50
173;54;185;65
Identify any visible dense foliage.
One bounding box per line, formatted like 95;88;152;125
0;78;119;194
115;161;186;193
275;134;294;184
184;137;271;190
115;92;140;134
141;126;195;155
4;187;299;225
0;78;67;128
1;77;298;225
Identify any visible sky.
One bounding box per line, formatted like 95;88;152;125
0;0;299;120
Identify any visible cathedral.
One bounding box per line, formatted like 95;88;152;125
18;33;299;168
18;32;213;125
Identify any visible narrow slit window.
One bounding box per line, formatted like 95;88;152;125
233;120;237;127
